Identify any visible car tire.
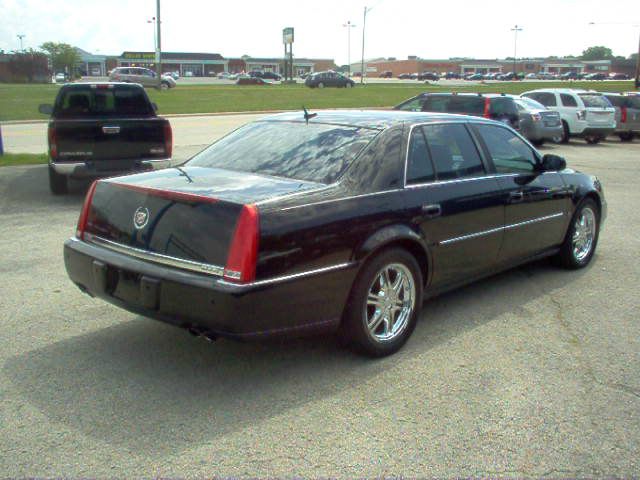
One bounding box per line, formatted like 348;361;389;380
340;248;424;357
561;121;570;144
618;132;634;142
48;165;68;195
555;198;600;270
160;82;170;90
531;139;545;146
585;135;601;144
345;82;352;88
317;82;325;89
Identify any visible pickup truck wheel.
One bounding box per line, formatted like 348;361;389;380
317;82;325;89
560;121;570;144
341;248;423;357
555;198;600;269
48;165;68;195
618;132;634;142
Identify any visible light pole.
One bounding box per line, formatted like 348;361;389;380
343;21;356;77
147;17;157;55
589;21;640;89
17;34;25;51
360;6;373;84
155;0;162;86
511;25;522;76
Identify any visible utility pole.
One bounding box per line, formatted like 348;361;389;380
511;25;522;76
360;6;371;84
343;20;356;77
155;0;162;86
147;17;157;55
636;28;640;88
17;34;25;51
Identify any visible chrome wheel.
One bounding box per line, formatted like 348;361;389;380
364;263;416;342
573;207;596;262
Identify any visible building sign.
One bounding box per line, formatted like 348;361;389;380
122;52;156;60
283;27;294;45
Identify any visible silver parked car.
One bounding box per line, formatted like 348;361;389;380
109;67;176;90
513;96;564;146
601;93;640;142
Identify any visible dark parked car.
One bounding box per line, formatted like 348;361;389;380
379;70;393;78
64;110;605;357
512;96;563;146
560;71;580;80
585;73;607;80
444;72;461;79
305;71;354;88
466;73;484;81
398;73;413;80
418;72;439;81
609;73;630;80
393;93;521;131
39;82;172;194
236;76;272;85
250;71;282;81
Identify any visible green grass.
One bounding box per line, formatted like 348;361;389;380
0;80;636;122
0;152;48;167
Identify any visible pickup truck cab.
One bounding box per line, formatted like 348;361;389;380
39;82;173;194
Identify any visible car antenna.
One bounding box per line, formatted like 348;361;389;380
303;106;317;124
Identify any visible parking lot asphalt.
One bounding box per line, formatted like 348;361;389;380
0;136;639;476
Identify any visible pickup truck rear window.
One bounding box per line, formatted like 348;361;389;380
54;85;154;118
188;121;380;184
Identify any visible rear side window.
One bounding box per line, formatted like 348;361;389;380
422;124;485;180
560;94;578;107
54;85;154;118
406;128;435;184
475;124;537;174
579;94;611;108
418;95;485;115
489;98;517;116
396;96;424;112
628;97;640;109
525;92;557;107
604;95;624;108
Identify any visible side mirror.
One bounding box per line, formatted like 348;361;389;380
541;153;566;172
38;104;53;115
151;102;158;112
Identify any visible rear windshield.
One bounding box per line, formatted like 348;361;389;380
420;95;485;115
54;85;154;118
188;121;380;184
516;97;546;110
578;94;611;108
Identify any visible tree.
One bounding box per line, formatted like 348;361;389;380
630;53;638;61
581;46;614;60
40;42;80;75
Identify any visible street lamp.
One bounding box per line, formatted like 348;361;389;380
343;20;356;77
589;21;640;89
147;17;157;55
360;6;374;84
17;34;25;51
511;25;523;76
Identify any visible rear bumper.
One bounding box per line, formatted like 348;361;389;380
524;123;564;141
63;237;356;340
51;158;171;178
574;127;616;138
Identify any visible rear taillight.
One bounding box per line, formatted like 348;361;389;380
577;110;587;121
483;98;491;119
164;122;173;158
76;181;98;240
224;204;259;283
531;113;542;122
48;125;57;160
621;106;627;123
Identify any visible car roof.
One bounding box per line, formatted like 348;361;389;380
259;109;497;129
60;82;142;89
417;92;514;99
523;88;587;94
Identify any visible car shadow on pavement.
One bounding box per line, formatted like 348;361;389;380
3;256;593;459
0;165;89;214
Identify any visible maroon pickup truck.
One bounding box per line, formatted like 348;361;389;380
39;82;173;194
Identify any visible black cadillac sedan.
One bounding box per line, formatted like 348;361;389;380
64;111;606;357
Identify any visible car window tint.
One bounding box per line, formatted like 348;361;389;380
396;96;424;112
406;127;435;184
519;97;546;110
55;85;153;118
578;94;611;108
604;95;624;107
188;121;380;184
525;92;557;107
476;124;537;174
628;96;640;109
422;124;485;180
560;94;578;107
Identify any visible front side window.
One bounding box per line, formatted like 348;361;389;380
422;124;485;180
406;127;435;184
475;124;537;174
188;121;380;184
560;94;578;107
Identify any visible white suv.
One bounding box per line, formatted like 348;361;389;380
521;89;616;144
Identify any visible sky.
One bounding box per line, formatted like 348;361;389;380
1;0;639;64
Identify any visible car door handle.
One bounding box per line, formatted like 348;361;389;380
509;191;524;203
102;125;121;134
421;204;441;218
